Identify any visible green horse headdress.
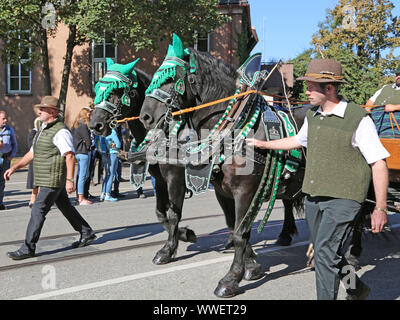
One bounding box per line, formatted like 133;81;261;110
145;33;196;96
94;58;139;106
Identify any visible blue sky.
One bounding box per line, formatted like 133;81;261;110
248;0;400;63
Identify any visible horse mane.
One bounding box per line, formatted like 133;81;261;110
188;49;238;103
135;68;152;88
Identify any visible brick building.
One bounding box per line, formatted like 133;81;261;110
0;0;257;154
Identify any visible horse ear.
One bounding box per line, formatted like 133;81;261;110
121;58;140;75
172;33;184;58
106;58;115;69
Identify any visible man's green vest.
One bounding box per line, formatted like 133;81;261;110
375;84;400;105
302;103;371;203
33;118;68;188
373;84;400;137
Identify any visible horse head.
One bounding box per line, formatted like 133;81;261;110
140;33;238;132
89;58;150;137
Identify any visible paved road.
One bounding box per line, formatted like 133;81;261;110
0;165;399;303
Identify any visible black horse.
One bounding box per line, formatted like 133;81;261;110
89;60;197;254
139;36;307;297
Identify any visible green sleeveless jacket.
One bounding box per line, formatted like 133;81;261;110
33;118;68;188
372;85;400;137
302;102;371;203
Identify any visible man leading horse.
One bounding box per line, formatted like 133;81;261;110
247;59;389;300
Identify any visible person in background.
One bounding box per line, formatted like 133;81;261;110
365;65;400;137
71;107;92;205
99;129;120;202
0;111;18;210
5;96;96;260
111;125;125;198
26;117;41;208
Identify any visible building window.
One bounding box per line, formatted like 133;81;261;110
194;31;210;52
92;33;117;86
7;34;31;94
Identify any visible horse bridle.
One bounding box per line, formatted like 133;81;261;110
95;70;136;129
146;56;199;129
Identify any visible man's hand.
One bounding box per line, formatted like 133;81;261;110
4;167;16;181
384;104;400;112
245;138;266;149
371;208;388;233
66;180;75;194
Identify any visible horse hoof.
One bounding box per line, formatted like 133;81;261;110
275;236;292;246
152;252;172;265
185;229;197;243
214;283;239;298
178;228;197;243
244;264;263;281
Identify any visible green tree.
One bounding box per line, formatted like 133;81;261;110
0;0;56;95
291;0;400;104
0;0;228;111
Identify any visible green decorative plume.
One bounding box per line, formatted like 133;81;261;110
145;34;191;95
94;58;139;105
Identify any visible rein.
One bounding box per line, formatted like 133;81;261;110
116;91;309;123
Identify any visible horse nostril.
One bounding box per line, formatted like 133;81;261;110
142;113;153;124
94;122;104;132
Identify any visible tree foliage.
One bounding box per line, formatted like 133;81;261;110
291;0;400;104
0;0;229;107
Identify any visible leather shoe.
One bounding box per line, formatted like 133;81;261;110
7;249;35;260
72;233;97;248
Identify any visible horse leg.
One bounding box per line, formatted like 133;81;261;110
152;168;189;265
243;237;263;281
275;198;297;246
214;231;247;298
214;189;262;297
214;190;235;250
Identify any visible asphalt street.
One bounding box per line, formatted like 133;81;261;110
0;165;399;302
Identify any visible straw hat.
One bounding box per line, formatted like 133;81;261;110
33;96;60;111
297;59;346;83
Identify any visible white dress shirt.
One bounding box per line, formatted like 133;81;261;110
295;100;390;164
30;123;75;156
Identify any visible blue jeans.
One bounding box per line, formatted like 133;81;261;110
75;154;90;195
0;157;10;205
101;153;118;195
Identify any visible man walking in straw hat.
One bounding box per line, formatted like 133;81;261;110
247;59;389;300
4;96;96;260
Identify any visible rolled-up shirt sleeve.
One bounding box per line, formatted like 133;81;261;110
53;129;75;156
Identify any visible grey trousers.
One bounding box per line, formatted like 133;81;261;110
305;195;363;300
20;186;93;253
